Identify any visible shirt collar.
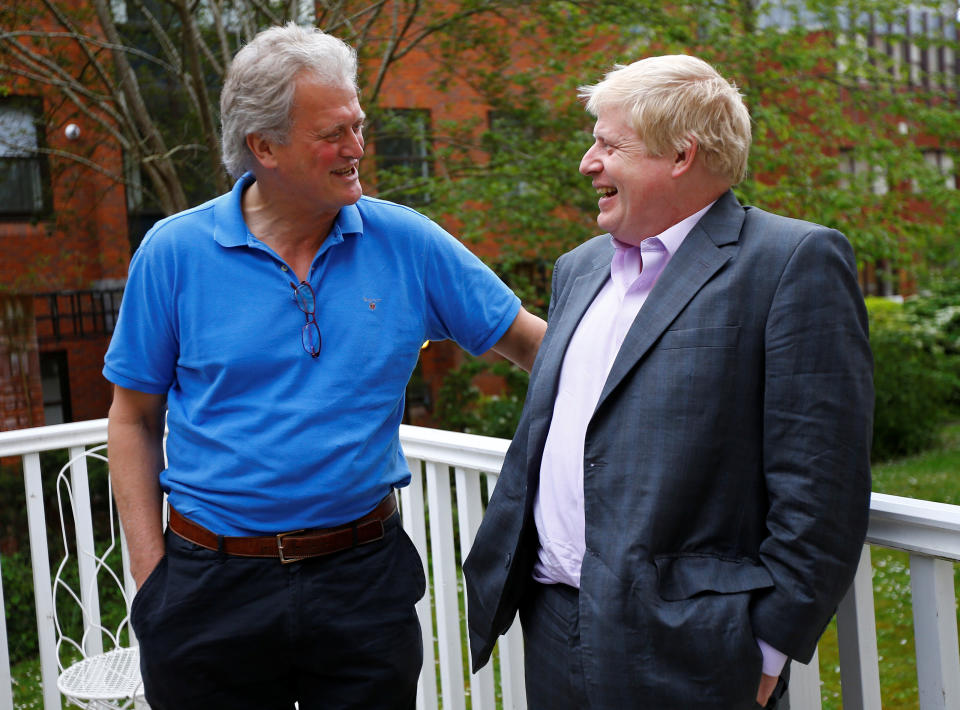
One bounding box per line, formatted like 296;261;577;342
213;172;364;248
609;199;717;258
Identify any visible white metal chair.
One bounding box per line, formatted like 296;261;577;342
52;444;147;709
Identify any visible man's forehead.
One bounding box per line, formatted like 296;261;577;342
593;112;636;140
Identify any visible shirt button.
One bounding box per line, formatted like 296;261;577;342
280;265;289;272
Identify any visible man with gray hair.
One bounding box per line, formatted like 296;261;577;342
464;55;873;709
104;22;545;709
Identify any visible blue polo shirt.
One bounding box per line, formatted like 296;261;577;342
104;173;520;535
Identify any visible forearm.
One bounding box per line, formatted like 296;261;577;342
491;308;547;372
107;389;167;587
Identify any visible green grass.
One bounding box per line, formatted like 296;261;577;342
815;422;960;709
9;657;43;710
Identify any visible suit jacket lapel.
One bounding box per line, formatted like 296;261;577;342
526;250;611;458
595;191;745;413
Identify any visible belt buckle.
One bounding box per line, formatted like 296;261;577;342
277;529;306;564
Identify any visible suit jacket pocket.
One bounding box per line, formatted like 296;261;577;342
654;553;773;601
658;325;740;350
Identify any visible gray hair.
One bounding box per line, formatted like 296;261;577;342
579;55;752;185
220;22;358;178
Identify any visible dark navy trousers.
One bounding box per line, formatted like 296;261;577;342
131;513;425;709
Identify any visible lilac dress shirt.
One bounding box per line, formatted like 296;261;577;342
531;202;788;677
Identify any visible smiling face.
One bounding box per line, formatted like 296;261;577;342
579;106;679;245
259;74;366;219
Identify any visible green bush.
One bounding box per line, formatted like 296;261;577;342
868;297;960;461
1;551;40;664
902;280;960;413
435;357;529;438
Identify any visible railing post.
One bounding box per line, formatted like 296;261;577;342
424;461;466;710
24;452;61;710
67;445;104;658
837;545;882;709
499;621;527;710
401;458;438;710
482;471;526;710
454;467;495;710
910;554;960;710
785;649;822;710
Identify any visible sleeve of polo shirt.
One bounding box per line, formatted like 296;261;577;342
103;230;179;395
423;226;521;356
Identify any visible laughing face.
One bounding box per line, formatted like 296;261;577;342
579;107;678;245
266;74;366;219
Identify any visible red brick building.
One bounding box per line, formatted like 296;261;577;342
1;34;129;429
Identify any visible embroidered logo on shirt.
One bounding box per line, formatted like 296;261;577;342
363;297;382;311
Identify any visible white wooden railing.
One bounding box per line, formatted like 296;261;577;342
0;420;958;710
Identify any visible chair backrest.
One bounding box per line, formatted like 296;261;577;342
52;444;137;673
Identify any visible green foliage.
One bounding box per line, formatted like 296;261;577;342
434;357;529;437
904;279;960;356
868;296;960;461
409;0;960;293
1;551;40;664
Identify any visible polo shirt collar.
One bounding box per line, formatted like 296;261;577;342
213;172;365;248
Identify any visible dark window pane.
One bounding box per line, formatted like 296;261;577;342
0;97;49;217
374;109;432;205
0;157;45;215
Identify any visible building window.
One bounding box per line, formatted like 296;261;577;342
837;149;888;195
33;289;124;344
500;258;552;312
124;154;165;252
832;4;957;90
923;149;956;190
0;97;50;218
837;148;897;297
373;109;432;204
40;350;72;425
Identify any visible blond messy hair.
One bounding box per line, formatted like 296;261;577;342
579;55;752;185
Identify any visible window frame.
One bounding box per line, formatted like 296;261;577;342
372;108;433;205
0;96;52;220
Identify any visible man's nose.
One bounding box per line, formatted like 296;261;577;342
580;144;599;175
343;131;364;159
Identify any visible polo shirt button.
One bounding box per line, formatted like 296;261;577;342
280;265;289;271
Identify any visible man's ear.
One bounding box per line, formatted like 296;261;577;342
246;133;278;169
672;139;699;178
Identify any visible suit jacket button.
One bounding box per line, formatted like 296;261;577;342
504;552;512;569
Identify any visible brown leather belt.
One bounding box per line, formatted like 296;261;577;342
168;493;398;564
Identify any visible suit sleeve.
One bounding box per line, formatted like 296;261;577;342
750;228;873;662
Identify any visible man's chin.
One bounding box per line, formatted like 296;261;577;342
597;215;616;235
343;185;363;206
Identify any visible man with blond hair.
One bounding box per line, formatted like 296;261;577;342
464;55;873;709
104;22;544;710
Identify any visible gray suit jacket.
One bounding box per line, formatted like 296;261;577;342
463;191;874;709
